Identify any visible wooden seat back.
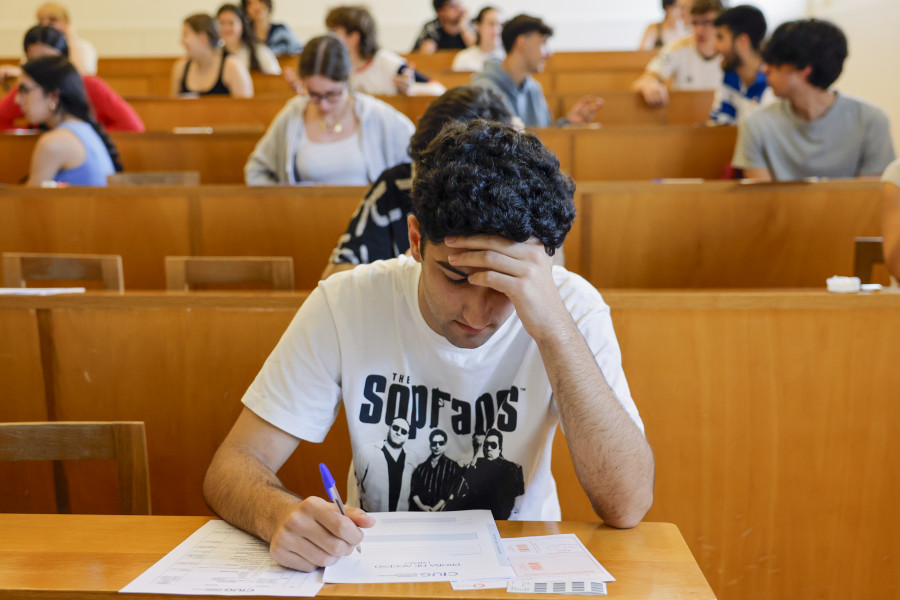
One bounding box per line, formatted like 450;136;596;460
0;421;151;515
108;171;200;185
165;256;295;290
2;252;124;291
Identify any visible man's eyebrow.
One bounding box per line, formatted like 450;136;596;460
437;260;469;278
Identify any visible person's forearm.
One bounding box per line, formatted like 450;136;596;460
203;445;303;542
536;316;654;528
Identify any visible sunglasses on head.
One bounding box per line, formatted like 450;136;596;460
391;424;408;435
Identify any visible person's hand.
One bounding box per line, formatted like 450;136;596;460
393;64;415;95
268;496;375;571
565;95;603;124
0;64;22;89
636;78;669;106
445;236;569;343
283;69;303;95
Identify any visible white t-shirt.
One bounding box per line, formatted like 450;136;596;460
351;49;446;96
76;38;98;76
451;46;505;72
295;129;370;185
645;36;722;90
242;256;644;520
882;158;900;186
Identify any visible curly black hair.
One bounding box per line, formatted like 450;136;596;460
762;19;847;90
411;119;575;256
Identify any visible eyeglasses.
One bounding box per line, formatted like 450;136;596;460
430;440;446;446
307;88;345;104
484;441;499;450
391;424;408;435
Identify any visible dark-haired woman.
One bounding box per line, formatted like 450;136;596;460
639;0;690;50
244;35;414;186
322;85;514;279
217;4;280;75
170;13;253;97
241;0;302;56
16;56;122;186
451;6;505;72
0;25;143;132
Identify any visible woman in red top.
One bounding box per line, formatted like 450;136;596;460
0;25;144;132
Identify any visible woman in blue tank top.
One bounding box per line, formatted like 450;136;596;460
16;55;123;186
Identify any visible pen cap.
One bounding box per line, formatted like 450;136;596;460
319;463;337;490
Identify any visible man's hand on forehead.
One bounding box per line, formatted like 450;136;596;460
444;235;570;342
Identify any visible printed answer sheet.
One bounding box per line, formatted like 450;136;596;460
323;510;514;584
120;520;323;597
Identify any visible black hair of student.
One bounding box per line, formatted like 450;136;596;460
485;429;503;452
501;14;553;54
662;0;676;9
762;19;847;90
690;0;724;16
23;25;69;56
21;56;123;172
217;4;262;71
409;85;513;162
474;5;498;22
240;0;272;14
298;34;352;81
433;0;450;12
325;6;379;61
411;119;575;257
714;5;766;51
184;13;221;48
429;428;448;443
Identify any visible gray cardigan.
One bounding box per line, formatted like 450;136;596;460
244;92;415;185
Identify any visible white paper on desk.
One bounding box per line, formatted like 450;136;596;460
119;520;324;597
323;509;514;584
0;287;86;295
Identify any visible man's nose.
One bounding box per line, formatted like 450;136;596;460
461;287;499;329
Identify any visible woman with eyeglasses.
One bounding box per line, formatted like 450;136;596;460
244;35;414;185
16;55;123;186
170;13;254;97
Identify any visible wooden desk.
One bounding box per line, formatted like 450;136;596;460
0;514;713;599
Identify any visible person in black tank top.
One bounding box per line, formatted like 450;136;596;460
173;13;253;97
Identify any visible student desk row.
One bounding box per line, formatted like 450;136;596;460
89;51;657;96
0;124;737;184
0;515;713;599
119;90;715;132
0;180;882;291
1;289;898;600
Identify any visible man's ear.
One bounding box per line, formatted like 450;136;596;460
408;215;424;262
798;64;813;84
736;32;750;53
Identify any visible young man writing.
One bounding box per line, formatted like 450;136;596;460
204;119;655;572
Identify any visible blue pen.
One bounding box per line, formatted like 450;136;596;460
319;463;361;553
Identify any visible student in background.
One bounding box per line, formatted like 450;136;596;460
882;158;900;282
325;6;445;96
632;0;724;107
639;0;691;51
170;14;253;97
35;2;97;76
322;85;513;278
412;0;476;53
244;35;414;186
451;6;505;72
16;56;122;187
708;5;775;125
0;25;144;132
241;0;302;56
217;4;281;75
732;19;895;181
471;14;600;128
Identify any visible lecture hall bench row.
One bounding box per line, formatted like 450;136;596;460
0;124;738;185
1;287;898;600
0;180;887;292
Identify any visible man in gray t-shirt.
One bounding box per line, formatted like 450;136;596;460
733;19;895;181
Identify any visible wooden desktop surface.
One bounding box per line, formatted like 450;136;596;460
0;514;713;600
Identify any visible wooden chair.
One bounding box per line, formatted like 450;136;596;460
165;256;295;291
0;421;151;514
853;237;885;283
107;171;200;185
2;252;124;291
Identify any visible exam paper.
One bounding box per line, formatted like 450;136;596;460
120;520;324;597
323;509;514;584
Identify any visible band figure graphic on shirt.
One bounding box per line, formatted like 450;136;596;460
355;417;525;519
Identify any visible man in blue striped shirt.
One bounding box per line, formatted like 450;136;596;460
709;5;775;124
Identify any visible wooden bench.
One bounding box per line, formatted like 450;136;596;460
0;125;735;185
0;180;883;291
1;289;898;600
